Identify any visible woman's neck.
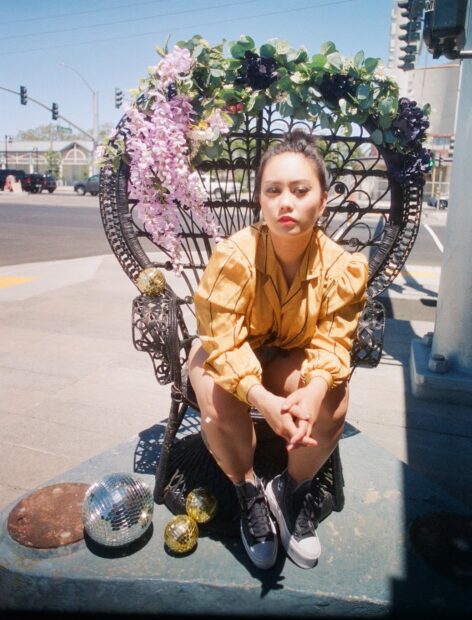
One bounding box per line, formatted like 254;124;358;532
269;229;313;286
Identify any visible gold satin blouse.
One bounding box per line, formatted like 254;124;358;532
194;222;369;404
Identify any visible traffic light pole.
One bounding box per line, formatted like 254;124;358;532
410;4;472;404
0;86;94;142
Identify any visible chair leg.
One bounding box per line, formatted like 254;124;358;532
154;390;188;504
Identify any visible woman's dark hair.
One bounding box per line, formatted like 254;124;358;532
255;129;329;199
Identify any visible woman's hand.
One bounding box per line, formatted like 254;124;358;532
281;377;329;451
247;384;318;448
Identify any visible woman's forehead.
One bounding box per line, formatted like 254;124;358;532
262;152;319;180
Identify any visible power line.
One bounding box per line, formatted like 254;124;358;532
2;0;370;56
1;0;259;41
0;0;171;25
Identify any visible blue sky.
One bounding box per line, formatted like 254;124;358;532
1;0;395;138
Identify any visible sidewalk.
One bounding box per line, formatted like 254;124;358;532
0;247;471;616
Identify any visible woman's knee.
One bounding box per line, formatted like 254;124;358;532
314;383;349;441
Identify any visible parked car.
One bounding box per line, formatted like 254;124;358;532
427;195;448;209
74;175;99;196
0;169;25;191
22;173;45;193
42;174;57;194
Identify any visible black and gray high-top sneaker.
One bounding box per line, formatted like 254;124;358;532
235;476;278;570
266;469;322;569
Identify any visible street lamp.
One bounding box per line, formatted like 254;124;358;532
59;62;99;172
4;135;12;168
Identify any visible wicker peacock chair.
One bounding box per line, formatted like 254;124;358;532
99;38;430;537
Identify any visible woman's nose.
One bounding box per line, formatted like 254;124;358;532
279;190;294;211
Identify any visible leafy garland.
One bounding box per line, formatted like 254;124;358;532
100;35;431;271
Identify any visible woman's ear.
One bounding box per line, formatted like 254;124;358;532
318;191;328;218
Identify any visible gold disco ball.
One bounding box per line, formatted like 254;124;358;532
164;514;198;554
136;267;166;296
185;488;218;524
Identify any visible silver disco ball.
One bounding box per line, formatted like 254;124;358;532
82;472;154;547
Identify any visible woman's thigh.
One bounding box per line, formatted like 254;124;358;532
188;340;249;418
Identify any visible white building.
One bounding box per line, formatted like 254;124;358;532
387;0;461;197
0;140;95;185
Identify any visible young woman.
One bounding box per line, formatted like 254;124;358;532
189;130;368;570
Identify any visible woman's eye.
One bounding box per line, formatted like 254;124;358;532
266;187;279;194
294;187;309;195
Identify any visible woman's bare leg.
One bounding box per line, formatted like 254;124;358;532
262;349;348;484
188;342;256;484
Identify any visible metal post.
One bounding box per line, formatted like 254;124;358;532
410;2;472;404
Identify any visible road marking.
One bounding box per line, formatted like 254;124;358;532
424;223;444;253
0;276;35;290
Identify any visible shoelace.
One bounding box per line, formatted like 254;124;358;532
294;492;319;539
245;490;272;540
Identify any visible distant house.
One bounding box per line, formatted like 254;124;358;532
0;140;95;184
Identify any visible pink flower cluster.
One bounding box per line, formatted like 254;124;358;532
156;46;194;87
126;91;221;271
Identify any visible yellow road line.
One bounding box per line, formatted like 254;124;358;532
0;276;35;290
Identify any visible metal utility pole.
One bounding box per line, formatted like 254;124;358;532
59;63;99;172
4;135;12;168
410;2;472;403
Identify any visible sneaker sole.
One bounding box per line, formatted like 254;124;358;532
240;521;278;570
266;480;320;569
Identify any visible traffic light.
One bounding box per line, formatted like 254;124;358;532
20;85;27;105
51;103;59;120
423;0;469;59
115;88;123;109
397;1;426;70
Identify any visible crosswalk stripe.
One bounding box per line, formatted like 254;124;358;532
0;276;35;290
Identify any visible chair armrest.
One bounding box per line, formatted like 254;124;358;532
350;299;386;368
132;292;190;387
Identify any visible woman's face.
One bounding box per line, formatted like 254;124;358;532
259;152;327;241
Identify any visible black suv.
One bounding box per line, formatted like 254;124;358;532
22;173;45;193
42;174;57;194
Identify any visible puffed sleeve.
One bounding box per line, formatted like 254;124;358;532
301;252;369;388
193;239;262;404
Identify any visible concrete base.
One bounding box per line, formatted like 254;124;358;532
0;426;471;618
410;337;472;405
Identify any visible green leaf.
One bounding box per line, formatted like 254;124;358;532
357;83;371;100
246;92;266;113
239;34;255;48
210;67;225;78
383;130;395;144
422;103;431;116
277;101;294;117
260;43;276;58
327;52;342;70
364;57;379;73
379;97;394;116
229;42;246;59
310;54;327;69
320;111;331;130
320;41;336;55
379;114;392;129
371;129;383;145
288;91;302;108
339;98;347;116
354;50;365;68
277;75;293;91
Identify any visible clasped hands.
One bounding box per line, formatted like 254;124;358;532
248;377;329;451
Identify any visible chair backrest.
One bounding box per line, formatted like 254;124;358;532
100;104;423;305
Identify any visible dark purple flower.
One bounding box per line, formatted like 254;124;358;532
317;73;356;105
234;51;279;90
390;98;429;148
167;83;177;100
